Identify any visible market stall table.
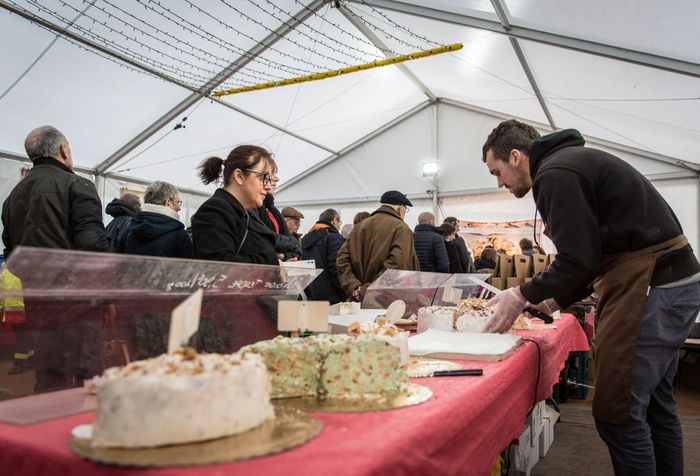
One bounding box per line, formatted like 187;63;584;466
0;314;588;476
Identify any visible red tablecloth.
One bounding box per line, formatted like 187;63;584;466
0;314;588;476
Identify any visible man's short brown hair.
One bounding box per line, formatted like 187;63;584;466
482;119;540;163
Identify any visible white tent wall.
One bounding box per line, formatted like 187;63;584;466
277;101;700;257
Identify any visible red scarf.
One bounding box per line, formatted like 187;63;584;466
267;209;279;233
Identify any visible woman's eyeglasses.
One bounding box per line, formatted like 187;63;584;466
243;169;273;186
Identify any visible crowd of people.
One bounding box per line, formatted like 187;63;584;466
3;120;698;474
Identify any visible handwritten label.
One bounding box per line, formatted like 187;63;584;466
168;289;203;353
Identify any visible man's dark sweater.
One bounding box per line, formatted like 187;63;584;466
520;129;700;307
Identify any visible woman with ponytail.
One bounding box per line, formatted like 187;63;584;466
191;145;278;264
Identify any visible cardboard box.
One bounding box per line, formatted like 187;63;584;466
490;276;507;290
532;254;547;274
507;276;524;289
547;254;557;265
514;255;532;278
499;254;514;278
524;277;533;283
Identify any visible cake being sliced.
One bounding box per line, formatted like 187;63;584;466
419;298;532;333
92;347;274;448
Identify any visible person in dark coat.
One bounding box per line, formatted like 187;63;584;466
301;209;345;303
413;212;449;273
443;216;475;273
104;193;141;252
439;222;465;273
192;145;278;264
1;126;109;392
255;161;301;261
481;119;700;475
118;181;192;258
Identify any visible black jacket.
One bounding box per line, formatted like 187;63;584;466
301;222;345;303
413;223;449;273
192;188;278;264
2;157;108;257
454;235;475;273
520;129;700;307
118;210;192;258
474;257;497;271
105;198;138;252
444;239;465;273
257;194;301;260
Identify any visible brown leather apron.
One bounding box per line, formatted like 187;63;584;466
592;234;688;424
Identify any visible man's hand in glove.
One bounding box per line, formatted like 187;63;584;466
484;286;527;333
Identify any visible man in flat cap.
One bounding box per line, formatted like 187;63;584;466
337;190;419;301
281;206;304;242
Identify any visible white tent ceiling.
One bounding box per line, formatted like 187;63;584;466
0;0;699;200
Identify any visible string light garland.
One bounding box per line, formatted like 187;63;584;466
293;0;387;53
214;43;463;97
138;0;313;77
9;0;450;94
358;0;441;48
213;0;354;68
182;0;330;73
251;0;384;62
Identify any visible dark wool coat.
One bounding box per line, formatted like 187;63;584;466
336;205;419;298
191;188;278;264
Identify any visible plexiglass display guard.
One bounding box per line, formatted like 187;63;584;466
363;269;497;318
0;247;320;416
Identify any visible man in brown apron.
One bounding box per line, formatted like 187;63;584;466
480;119;700;476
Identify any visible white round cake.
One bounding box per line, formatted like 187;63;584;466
92;348;274;448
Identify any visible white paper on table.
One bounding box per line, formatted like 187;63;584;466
408;328;521;361
280;259;317;269
167;289;203;353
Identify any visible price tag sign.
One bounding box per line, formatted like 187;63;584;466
278;301;329;332
167;289;203;353
442;286;463;304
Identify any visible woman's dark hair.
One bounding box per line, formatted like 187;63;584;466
438;222;455;236
480;247;497;261
198;145;272;186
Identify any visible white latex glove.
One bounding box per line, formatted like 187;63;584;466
484;287;527;333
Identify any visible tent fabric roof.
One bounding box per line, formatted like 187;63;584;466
1;0;699;196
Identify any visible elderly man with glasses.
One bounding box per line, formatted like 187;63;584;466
117;180;192;258
336;190;420;302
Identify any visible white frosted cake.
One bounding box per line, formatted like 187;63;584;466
92;347;274;448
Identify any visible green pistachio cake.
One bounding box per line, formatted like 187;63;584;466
241;334;407;399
